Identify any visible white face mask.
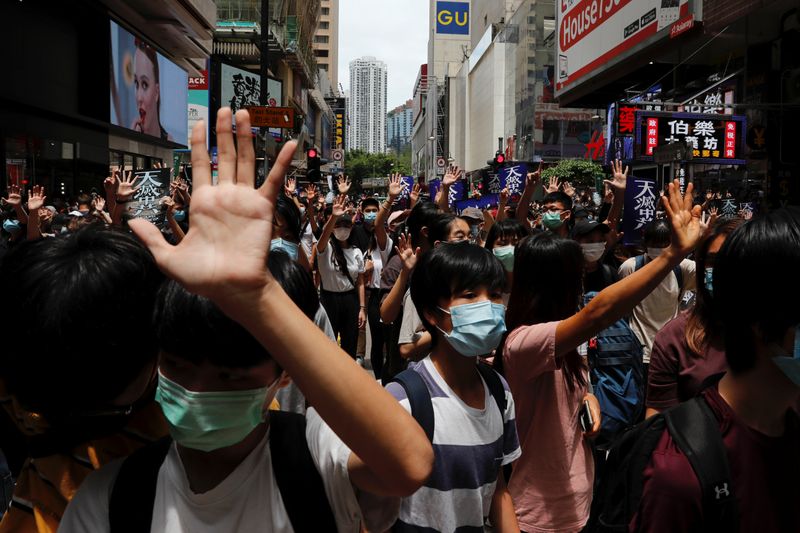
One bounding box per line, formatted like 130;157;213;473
646;247;665;260
581;242;606;263
333;227;352;242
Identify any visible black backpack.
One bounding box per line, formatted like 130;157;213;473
108;411;336;533
588;396;738;533
390;362;507;442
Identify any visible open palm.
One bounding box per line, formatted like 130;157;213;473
662;180;703;256
130;108;297;313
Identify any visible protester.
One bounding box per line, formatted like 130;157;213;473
484;218;529;303
645;217;742;416
540;190;573;238
503;180;705;532
387;241;521;531
631;207;800;533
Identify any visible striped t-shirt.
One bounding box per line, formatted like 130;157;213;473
386;356;521;532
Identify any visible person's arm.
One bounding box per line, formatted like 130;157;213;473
316;194;346;255
358;272;367;330
603;159;628;228
163;197;186;244
25;186;46;241
409;183;421;210
489;470;520;533
553;180;704;358
381;234;419;323
2;184;28;225
516;163;541;226
377;174;402;251
305;184;320;234
398;331;432;361
496;188;509;222
438;165;461;213
482;208;495;236
104;169;119;216
130;109;433;497
111;170;139;226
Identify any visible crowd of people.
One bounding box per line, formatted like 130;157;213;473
0;107;798;533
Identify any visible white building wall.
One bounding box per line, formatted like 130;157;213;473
348;57;387;153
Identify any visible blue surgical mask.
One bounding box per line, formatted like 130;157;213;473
772;326;800;387
704;267;714;294
437;300;507;357
155;371;283;452
542;212;564;230
271;238;300;261
493;245;515;272
364;212;377;223
173;210;186;222
3;219;21;234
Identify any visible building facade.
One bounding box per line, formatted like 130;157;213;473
387;100;413;154
347;57;387;153
313;0;339;91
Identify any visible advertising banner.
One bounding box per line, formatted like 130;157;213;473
188;70;209;147
623;175;658;245
110;21;188;145
635;112;746;165
220;63;282;136
556;0;691;98
436;2;469;35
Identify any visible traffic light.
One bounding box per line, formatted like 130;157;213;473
487;151;506;169
306;148;321;182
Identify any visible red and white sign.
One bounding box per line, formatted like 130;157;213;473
556;0;692;98
724;121;736;159
646;118;658;156
188;71;208;91
670;14;695;39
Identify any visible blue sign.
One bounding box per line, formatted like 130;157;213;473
436;2;469;35
499;164;527;195
455;194;499;214
427;179;465;208
623;175;658;246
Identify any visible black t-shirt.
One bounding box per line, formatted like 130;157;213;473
584;263;619;293
349;223;373;254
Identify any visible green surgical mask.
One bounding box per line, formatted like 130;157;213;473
542;211;565;230
155;370;282;452
493;245;515;272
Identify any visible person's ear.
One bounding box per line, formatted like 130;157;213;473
420;226;430;239
423;308;446;333
433;239;443;247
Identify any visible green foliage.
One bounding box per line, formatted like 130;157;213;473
541;159;605;188
344;150;411;183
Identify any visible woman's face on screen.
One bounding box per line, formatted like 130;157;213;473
134;48;159;135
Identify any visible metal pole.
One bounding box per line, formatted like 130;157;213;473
260;0;270;177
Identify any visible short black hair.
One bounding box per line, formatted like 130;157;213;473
428;213;461;244
543;191;573;211
154;250;319;369
276;194;302;241
410;242;505;348
643;218;671;247
361;197;380;210
485;219;530;249
406;201;441;249
0;225;163;422
714;207;800;373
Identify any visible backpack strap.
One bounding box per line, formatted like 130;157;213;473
268;411;337;532
634;254;645;272
390;369;435;442
664;397;738;532
476;362;507;417
635;255;683;292
109;437;172;533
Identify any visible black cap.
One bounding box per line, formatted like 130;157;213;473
572;218;610;237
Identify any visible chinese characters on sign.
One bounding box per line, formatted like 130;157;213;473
500;164;526;194
638;112;746;164
623;175;658;245
130;169;170;226
618;106;637;135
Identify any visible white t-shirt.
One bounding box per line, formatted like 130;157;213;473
618;256;697;363
397;289;424;345
365;237;393;290
318;242;365;293
58;409;398;533
385;357;522;531
300;222;316;260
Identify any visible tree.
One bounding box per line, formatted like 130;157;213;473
541;159;605;189
343;150;411;183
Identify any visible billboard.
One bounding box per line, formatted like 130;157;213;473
635;112;746;165
220;63;282;135
188;70;209;147
110;21;188;145
556;0;692;98
436;2;469;35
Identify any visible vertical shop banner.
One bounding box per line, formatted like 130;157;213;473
188;70;209;147
623;175;657;245
129;168;171;227
436;2;469;35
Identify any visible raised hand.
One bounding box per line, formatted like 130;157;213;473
739;209;753;221
284;177;296;197
603;159;629;193
662;179;703;257
603;183;614;204
395;233;420;273
443;165;462;187
128;108;298;312
545;176;560;194
117;170;139;201
708;206;719;218
526;162;543;189
388;173;403;199
3;184;23;208
105;169;120;196
332;194;347;218
27;185;46;212
337;175;352;195
699;210;717;239
410;183;421;207
92;195;106;213
305;184;318;203
499;188;510;205
562;181;576;197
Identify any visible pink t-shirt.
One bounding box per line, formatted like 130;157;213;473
503;321;593;533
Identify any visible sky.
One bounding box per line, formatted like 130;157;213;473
337;0;429;111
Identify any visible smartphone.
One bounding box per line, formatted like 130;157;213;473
579;400;594;433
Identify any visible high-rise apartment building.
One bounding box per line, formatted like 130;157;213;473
347;56;387;153
387;100;413;153
313;0;339;90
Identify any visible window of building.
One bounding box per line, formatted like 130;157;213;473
314;35;329;44
315;49;329;57
322;7;329;15
319;21;329;29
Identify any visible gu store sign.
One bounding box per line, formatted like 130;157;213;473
636;112;746;165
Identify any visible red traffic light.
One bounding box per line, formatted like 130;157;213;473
307;148;318;159
495;153;505;165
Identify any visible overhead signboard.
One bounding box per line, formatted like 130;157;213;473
245;106;295;128
636;112;746;165
436;1;469;35
556;0;693;99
